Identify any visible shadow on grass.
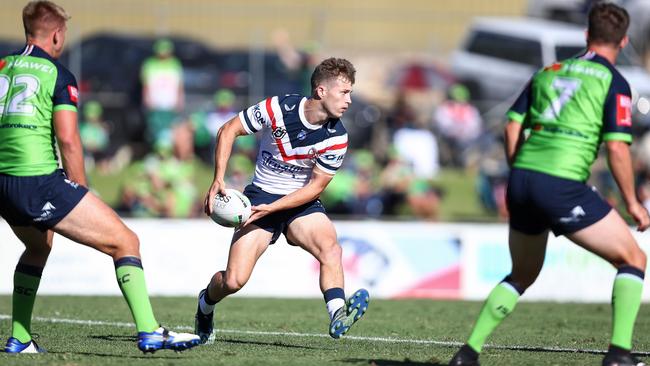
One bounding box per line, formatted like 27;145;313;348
47;350;188;359
221;338;331;351
89;335;135;342
342;358;445;366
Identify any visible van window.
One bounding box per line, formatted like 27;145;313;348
555;46;585;61
466;31;543;67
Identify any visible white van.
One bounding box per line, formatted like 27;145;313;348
451;17;650;122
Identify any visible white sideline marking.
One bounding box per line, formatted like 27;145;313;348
1;314;648;356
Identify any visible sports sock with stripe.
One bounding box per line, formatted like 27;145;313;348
115;256;158;333
11;263;43;343
324;287;346;320
466;276;523;353
610;266;644;350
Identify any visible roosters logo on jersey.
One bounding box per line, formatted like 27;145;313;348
616;94;632;127
272;126;287;139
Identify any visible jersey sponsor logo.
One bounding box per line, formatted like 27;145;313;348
260;151;305;177
252;104;265;125
321;153;343;162
616;94;632;127
283;103;296;111
68;85;79;103
297;130;307;140
7;59;55;74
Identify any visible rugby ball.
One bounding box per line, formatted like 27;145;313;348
210;189;252;227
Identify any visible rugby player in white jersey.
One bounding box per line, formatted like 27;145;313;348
195;57;369;343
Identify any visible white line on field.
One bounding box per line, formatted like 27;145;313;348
0;314;647;356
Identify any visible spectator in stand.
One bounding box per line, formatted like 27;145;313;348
118;122;201;218
433;83;483;167
79;101;110;172
79;101;131;174
140;38;184;147
273;28;321;96
389;93;439;179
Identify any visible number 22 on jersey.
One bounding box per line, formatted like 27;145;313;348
0;74;40;117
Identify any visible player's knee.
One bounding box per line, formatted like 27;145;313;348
611;243;646;270
108;228;140;258
621;246;646;271
317;241;342;265
508;272;537;291
25;243;51;259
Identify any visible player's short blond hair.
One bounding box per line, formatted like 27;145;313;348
311;58;356;95
23;1;70;38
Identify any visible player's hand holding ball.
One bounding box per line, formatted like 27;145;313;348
209;188;252;227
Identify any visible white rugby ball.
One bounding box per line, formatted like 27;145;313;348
210;189;252;227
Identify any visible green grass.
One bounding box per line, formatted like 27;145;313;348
1;296;649;365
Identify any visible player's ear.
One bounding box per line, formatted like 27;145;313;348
52;29;60;46
620;35;629;49
316;85;326;99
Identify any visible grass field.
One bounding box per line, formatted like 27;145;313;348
1;296;650;365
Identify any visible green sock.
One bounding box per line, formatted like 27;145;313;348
11;263;43;343
467;281;521;353
611;267;644;350
115;257;158;333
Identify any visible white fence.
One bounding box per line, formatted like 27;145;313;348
1;219;649;302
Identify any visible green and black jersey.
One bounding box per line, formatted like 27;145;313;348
507;51;633;182
0;44;79;176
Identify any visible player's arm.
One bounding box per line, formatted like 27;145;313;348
53;110;87;186
602;79;650;231
244;166;333;226
504;79;532;165
504;120;525;166
606;140;649;231
204;115;248;215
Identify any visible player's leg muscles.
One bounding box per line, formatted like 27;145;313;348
52;192;158;332
8;226;53;343
567;210;646;351
567;209;646;269
53;191;139;258
207;224;271;302
509;228;549;289
286;213;343;292
466;228;548;354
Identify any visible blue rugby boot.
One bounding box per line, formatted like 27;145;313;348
195;289;215;344
4;337;46;353
137;326;200;353
329;288;370;339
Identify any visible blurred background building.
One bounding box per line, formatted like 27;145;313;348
1;0;649;222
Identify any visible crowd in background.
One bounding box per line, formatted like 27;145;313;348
77;34;650;222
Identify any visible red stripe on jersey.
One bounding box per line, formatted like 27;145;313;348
616;94;632;127
266;97;290;162
266;97;347;161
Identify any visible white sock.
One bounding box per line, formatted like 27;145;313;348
326;298;345;320
199;292;216;315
